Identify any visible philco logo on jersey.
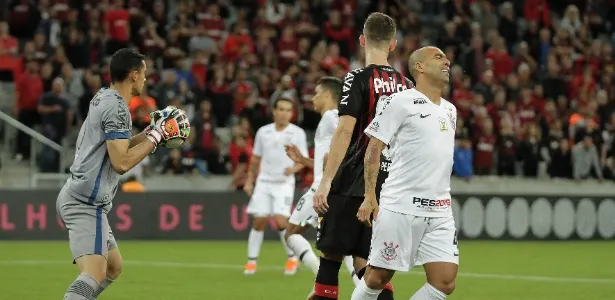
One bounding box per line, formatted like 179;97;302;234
413;197;451;209
413;98;427;104
374;77;408;94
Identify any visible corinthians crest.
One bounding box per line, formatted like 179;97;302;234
381;241;399;261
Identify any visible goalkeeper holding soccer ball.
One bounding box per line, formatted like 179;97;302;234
56;48;191;300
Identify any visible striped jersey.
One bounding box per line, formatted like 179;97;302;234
330;64;414;198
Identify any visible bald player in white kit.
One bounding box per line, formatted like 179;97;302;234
56;48;189;300
352;46;459;300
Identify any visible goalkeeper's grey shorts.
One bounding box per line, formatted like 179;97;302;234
56;185;118;263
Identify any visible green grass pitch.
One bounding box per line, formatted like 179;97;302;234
0;241;614;299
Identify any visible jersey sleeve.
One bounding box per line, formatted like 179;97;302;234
296;129;309;157
322;110;339;138
100;98;131;140
252;128;264;157
338;70;364;119
364;95;408;145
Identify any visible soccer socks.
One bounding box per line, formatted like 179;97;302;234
287;234;319;274
278;229;296;258
343;256;361;285
410;283;446;300
247;228;264;261
92;277;114;299
63;273;100;300
351;278;382;300
355;267;394;300
246;229;264;274
314;257;342;299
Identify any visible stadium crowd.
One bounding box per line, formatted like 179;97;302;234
1;0;615;189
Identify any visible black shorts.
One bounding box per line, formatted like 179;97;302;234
316;194;371;259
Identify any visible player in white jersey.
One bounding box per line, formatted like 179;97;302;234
351;47;459;300
284;77;361;298
243;98;308;275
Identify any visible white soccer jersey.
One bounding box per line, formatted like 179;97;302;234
364;88;456;217
312;109;339;188
253;123;308;184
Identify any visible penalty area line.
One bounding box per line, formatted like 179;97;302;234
0;260;613;284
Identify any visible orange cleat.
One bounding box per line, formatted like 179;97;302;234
244;261;257;275
284;257;299;275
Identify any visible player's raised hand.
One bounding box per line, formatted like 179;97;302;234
285;144;303;164
313;181;331;215
357;197;379;227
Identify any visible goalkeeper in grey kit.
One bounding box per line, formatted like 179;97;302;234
56;48;190;300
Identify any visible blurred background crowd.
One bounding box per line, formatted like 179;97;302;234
0;0;614;191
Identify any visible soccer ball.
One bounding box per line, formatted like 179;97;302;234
150;106;191;148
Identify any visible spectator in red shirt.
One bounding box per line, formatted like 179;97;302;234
321;43;349;73
104;0;130;56
190;101;226;174
323;10;353;58
485;37;513;82
223;23;255;62
570;64;597;105
0;21;19;81
277;27;299;72
524;0;551;28
200;3;226;42
14;60;43;160
518;86;538;128
474;119;496;175
228;134;253;191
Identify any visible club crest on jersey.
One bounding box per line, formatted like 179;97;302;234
368;121;379;132
438;117;448;132
381;241;399;261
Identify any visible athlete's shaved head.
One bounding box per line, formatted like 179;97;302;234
408;46;451;85
408;48;428;79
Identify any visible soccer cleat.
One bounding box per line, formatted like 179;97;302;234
244;262;257;275
284;257;299;275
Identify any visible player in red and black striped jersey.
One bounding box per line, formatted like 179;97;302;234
331;65;413;199
311;12;414;300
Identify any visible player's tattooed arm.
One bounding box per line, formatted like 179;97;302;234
321;115;356;184
364;138;386;199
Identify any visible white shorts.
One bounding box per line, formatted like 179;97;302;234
288;188;319;228
367;208;459;272
246;181;294;217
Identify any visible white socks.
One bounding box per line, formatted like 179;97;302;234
286;234;319;274
278;229;296;258
351;278;382;300
410;283;446;300
343;256;361;285
247;229;264;261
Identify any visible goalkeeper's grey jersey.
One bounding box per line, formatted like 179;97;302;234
63;88;132;210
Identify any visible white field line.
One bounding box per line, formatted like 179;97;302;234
0;260;613;284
